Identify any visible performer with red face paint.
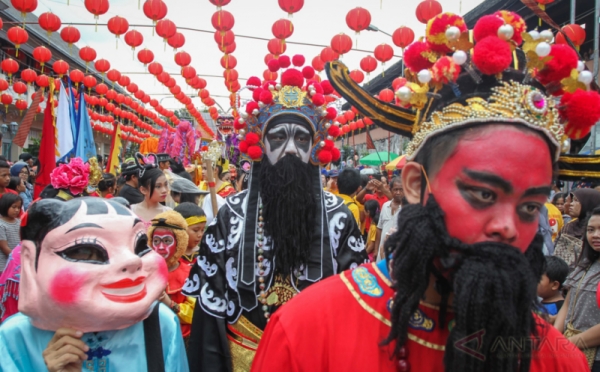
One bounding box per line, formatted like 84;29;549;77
0;198;188;371
251;11;600;372
149;210;196;339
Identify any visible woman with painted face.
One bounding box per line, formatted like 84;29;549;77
149;210;196;339
0;197;188;371
131;154;172;224
556;207;600;369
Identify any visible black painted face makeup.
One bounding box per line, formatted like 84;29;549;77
264;123;313;164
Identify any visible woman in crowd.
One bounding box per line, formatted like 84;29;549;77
96;173;117;198
131;160;171;223
556;207;600;370
171;176;204;206
553;192;570;224
174;202;206;266
0;194;21;273
363;199;379;260
10;162;32;210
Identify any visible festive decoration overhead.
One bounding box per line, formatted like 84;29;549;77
346;7;371;35
416;0;443;24
7;26;28;56
278;0;304;17
38;12;61;37
60;25;81;48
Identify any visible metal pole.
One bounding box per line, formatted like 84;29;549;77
570;0;575;24
592;0;600;153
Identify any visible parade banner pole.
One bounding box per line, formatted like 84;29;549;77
205;159;219;217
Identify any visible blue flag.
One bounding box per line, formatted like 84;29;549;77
67;77;79;141
74;85;97;161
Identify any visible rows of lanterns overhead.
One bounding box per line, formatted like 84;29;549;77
0;0;592;147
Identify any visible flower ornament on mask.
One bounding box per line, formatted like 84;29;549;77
235;54;342;166
148;211;188;268
50;158;90;197
18;198;167;333
326;11;600;162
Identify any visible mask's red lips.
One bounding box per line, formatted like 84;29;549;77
102;276;146;289
101;277;148;303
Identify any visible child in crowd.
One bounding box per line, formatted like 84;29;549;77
174;202;207;266
0;194;22;273
538;256;569;319
364;199;380;261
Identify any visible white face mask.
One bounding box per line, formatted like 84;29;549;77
264;123;313;165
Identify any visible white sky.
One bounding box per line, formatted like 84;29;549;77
32;0;485;112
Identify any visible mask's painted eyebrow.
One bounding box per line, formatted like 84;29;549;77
523;186;552;198
66;223;104;234
133;218;143;227
463;169;513;194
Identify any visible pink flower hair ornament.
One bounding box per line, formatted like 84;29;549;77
50;158;91;196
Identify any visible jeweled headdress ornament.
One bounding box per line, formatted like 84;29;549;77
234;54;343;166
326;11;600;161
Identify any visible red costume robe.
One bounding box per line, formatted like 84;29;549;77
252;262;588;372
167;263;194;338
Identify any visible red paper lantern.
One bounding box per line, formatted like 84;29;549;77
379;88;394;102
156;18;177;41
199;89;210;99
137;48;154;66
272;19;293;40
52;60;69;77
124;30;143;51
360;55;378;75
12;81;27;95
7;26;28;56
35;75;48;89
174;51;191;67
84;0;110;21
33;46;52;70
94;59;110;74
264;54;276;65
143;0;167;23
555;24;586;49
107;15;129;43
107;69;121;83
118;75;130;87
374;43;394;65
148;61;163;76
38;12;61;36
106;89;117;101
223;69;238;82
169;85;181;95
11;0;38;18
69;69;84;86
312;56;325;72
196;78;207;89
181;66;196;80
346;7;371;35
60;25;80;47
267;38;286;56
96;83;108;96
320;47;339;63
127;83;139;94
222;42;236;54
214;30;235;50
1;58;18;80
349;69;364;84
221;54;237;69
211;10;234;32
416;0;442;24
392;26;415;49
15;99;27;113
21;68;37;86
263;70;278;81
83;75;97;90
1;93;12;111
278;0;304;16
330;33;353;56
168;32;185;50
209;0;231;7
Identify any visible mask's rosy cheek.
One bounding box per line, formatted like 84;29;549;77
49;268;88;304
155;254;168;281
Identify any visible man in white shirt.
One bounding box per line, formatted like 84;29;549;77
376;177;403;261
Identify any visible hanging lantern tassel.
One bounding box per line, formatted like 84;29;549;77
138;0;141;9
95;15;99;32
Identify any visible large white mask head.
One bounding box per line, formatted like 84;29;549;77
264;114;314;165
19;197;167;332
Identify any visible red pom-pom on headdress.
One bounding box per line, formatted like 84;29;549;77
331;147;341;162
246;101;260;115
432;56;461;84
426;13;467;53
323;139;334;150
404;41;435;73
239;140;249;153
259;90;273;104
328;125;341;137
247;76;262;88
317;150;332;164
302;66;315;79
312;93;325;106
473;15;504;42
472;36;512;75
321;80;334;95
493;10;525;45
278;55;291;68
281;69;304;88
325;107;337;120
267;59;280;72
247;145;263;160
233;118;246;130
536;44;579;86
292;55;305;67
245;132;260;146
252;87;264;102
560;89;600;139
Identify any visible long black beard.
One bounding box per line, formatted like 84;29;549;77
384;195;544;372
259;155;317;277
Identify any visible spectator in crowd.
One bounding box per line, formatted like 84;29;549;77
325;169;339;195
0;161;17;197
10;162;33;210
174;202;207;266
538;256;569;319
97;173;117;199
118;161;145;205
363;199;380;260
336;168;361;227
556;207;600;369
0;193;22;273
18;153;33;168
374;177;403;261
